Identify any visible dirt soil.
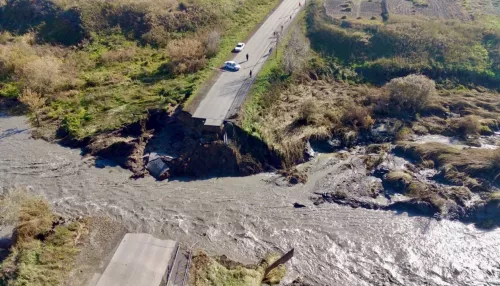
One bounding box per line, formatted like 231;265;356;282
56;110;278;180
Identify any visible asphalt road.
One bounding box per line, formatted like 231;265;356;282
192;0;303;126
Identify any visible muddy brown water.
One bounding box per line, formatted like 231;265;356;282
1;114;499;286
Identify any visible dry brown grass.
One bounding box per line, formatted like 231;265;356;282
0;31;12;44
412;89;500;137
430;90;500;119
396;142;500;184
0;37;75;94
450;115;481;137
341;104;374;130
165;37;207;75
99;46;137;65
298;100;323;125
190;251;285;286
489;148;500;182
0;188;32;226
385;74;436;116
250;80;380;164
17;56;63;93
16;198;55;243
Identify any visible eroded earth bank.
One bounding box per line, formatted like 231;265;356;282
1;114;499;285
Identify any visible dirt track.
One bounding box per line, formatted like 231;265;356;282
1;114;499;285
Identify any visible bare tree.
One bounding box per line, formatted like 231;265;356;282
205;30;220;58
281;27;310;74
19;88;46;126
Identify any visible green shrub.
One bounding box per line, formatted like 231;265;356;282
62;108;90;138
480;125;494;135
141;25;169;48
0;82;20;98
37;7;87;45
0;0;58;34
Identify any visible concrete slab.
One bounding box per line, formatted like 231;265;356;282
95;233;178;286
204;118;224;126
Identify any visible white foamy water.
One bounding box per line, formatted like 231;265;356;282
1;114;499;285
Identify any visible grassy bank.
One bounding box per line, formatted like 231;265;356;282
0;189;87;285
306;2;500;88
241;8;316;166
190;252;286;286
0;0;280;140
395;142;500;188
241;0;500;167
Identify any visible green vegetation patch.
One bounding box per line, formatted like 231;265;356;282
243;8;308;139
0;190;87;286
0;0;281;139
306;2;500;88
190;252;286;286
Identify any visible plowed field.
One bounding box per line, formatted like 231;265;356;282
325;0;470;20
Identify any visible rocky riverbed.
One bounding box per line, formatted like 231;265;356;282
310;142;500;227
1;114;500;285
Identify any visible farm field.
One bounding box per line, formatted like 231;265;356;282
325;0;482;20
463;0;500;16
324;0;361;18
387;0;469;20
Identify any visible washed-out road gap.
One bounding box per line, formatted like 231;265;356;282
192;0;303;126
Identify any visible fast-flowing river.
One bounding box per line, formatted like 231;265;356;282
0;114;499;286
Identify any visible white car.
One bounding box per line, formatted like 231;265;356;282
224;61;241;71
233;42;245;52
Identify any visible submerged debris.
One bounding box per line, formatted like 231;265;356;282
278;168;308;185
145;152;173;180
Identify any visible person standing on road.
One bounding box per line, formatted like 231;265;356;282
269;47;273;54
249;70;253;78
246;53;249;61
